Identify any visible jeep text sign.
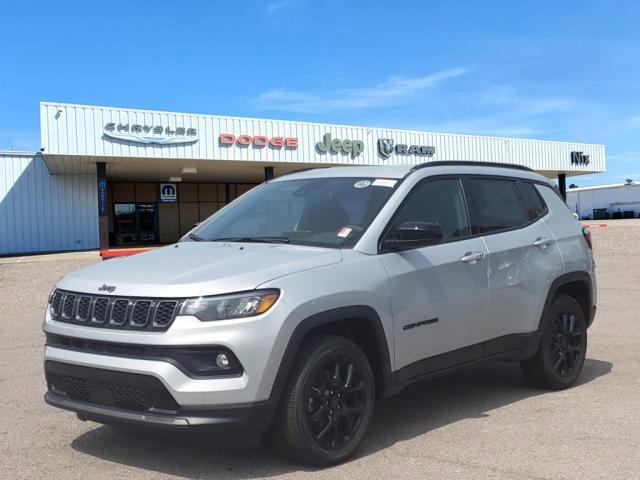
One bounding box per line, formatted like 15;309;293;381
316;133;364;157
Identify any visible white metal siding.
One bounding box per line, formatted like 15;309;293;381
40;102;605;173
0;152;99;255
567;184;640;218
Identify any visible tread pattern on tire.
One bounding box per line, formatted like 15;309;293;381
521;294;587;390
272;334;374;467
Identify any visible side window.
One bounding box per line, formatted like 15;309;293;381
389;178;471;242
466;178;530;234
521;182;548;220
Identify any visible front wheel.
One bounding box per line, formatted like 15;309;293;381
273;335;375;466
521;295;588;389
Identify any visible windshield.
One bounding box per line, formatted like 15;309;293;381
189;177;398;248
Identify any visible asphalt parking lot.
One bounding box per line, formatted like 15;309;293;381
1;221;639;480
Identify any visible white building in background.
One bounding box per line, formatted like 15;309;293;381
0;102;606;255
567;182;640;219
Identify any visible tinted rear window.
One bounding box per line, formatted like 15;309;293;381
521;182;548;220
466;178;530;233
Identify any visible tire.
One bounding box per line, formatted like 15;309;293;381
521;294;588;389
272;334;375;467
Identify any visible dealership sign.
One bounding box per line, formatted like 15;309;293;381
571;151;590;166
219;134;298;149
316;133;364;157
159;183;177;202
104;123;198;145
378;138;435;158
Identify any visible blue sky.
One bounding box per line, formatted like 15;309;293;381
1;0;638;186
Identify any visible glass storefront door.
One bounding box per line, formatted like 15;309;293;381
136;204;158;244
113;203;158;246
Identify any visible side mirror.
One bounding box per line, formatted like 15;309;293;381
383;222;443;251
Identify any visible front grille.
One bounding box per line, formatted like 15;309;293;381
76;296;91;322
131;300;152;327
49;290;183;331
154;301;178;327
109;299;130;326
92;298;108;324
62;294;76;318
51;290;63;316
46;361;179;412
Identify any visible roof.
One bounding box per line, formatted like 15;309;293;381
568;182;638;192
0;150;38;157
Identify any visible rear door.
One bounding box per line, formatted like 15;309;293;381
463;177;563;338
380;176;490;373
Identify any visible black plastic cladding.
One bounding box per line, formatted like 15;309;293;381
49;289;183;331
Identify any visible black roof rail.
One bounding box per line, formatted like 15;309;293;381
409;161;533;173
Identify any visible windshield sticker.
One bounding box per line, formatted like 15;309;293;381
337;226;353;238
354;180;371;189
372;178;397;188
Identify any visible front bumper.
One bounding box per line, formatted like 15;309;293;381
44;392;274;432
44;360;276;436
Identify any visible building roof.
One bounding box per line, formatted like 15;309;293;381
568;182;638;192
0;150;37;157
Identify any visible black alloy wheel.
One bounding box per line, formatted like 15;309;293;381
273;335;375;466
521;294;588;389
304;356;367;450
548;312;584;377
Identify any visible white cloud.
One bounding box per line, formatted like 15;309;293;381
480;86;579;115
254;67;469;113
607;151;640;163
413;119;541;138
265;0;296;15
627;115;640;126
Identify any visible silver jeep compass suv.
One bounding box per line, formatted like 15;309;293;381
44;162;596;466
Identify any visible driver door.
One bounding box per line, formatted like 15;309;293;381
379;177;490;377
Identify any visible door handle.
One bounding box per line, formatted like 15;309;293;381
533;237;554;248
460;251;485;264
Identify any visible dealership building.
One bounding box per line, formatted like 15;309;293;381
567;181;640;219
0;102;605;255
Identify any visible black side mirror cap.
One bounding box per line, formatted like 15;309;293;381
382;221;443;251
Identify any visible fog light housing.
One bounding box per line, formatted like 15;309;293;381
216;353;230;369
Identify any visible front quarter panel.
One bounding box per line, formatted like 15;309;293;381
255;251;393;400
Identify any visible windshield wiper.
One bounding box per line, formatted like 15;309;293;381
209;236;291;244
187;233;207;242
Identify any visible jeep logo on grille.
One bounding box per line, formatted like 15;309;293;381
98;284;116;293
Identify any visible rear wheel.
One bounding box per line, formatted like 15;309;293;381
273;335;375;466
521;295;587;389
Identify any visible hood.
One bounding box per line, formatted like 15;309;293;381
57;242;342;297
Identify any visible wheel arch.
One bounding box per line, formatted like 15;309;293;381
268;306;393;406
541;271;594;328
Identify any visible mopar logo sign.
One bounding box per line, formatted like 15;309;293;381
160;183;177;202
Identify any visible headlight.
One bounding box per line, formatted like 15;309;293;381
180;289;279;321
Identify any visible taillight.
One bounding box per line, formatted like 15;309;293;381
582;226;592;249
